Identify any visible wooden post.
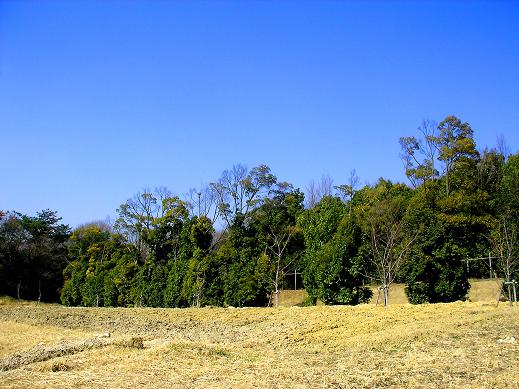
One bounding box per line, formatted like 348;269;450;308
37;280;41;305
489;254;492;279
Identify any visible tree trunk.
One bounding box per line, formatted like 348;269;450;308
37;280;42;305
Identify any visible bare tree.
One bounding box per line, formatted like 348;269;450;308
419;119;439;180
305;174;334;208
186;185;219;223
76;219;113;233
399;119;438;188
366;198;416;306
335;169;359;216
305;180;319;209
266;225;299;307
491;215;518;306
496;134;511;160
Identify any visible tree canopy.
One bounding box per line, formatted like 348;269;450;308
2;115;518;307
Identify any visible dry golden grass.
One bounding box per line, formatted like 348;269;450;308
278;289;308;307
468;278;502;302
279;279;502;307
1;293;518;388
0;322;94;359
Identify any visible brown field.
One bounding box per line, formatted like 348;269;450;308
1;280;518;388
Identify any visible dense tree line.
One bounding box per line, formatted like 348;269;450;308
0;210;70;302
1;115;518;306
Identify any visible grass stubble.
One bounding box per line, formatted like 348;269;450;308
0;281;517;388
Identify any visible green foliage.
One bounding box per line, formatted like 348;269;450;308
0;210;70;302
498;153;519;216
405;242;470;303
217;220;272;307
7;130;516;308
132;260;167;307
298;196;372;305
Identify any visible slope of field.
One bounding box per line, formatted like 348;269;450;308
1;297;518;388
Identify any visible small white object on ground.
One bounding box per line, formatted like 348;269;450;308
497;336;516;344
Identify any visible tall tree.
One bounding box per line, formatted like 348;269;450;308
298;196;371;305
491;214;518;305
0;210;70;302
114;187;176;261
305;174;334;209
402;183;471;304
210;164;277;228
363;192;415;306
431;116;478;196
399;120;439;188
335;169;360;216
253;184;305;307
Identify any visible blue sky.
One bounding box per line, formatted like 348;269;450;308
1;0;518;228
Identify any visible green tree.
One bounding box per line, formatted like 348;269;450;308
298;196;371;305
253;184;305;306
210;164;277;228
216;214;272;307
61;223;126;306
403;183;472;303
0;210;70;302
179;216;215;307
356;180;415;306
114;187;174;261
431;116;478;196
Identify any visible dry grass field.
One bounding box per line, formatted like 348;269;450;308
1;280;518;388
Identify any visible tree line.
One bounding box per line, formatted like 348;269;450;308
1;115;518;307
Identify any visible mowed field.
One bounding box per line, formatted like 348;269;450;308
1;280;518;388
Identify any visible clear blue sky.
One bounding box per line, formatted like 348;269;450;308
1;0;518;228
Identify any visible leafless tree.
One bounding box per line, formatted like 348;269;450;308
399;119;438;188
491;215;518;306
186;185;219;223
335;169;359;216
305;174;334;208
496;134;511;160
76;218;113;233
266;225;300;307
366;198;416;306
305;180;319;209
